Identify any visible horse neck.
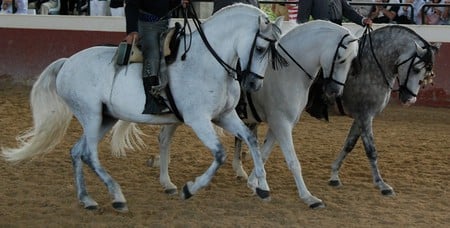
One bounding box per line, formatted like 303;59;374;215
187;13;259;64
279;27;339;81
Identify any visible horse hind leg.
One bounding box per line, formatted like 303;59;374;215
71;115;128;211
157;124;180;195
329;121;361;187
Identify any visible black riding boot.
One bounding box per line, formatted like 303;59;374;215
142;75;169;114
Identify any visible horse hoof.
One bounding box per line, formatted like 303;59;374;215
165;188;178;195
256;188;270;200
84;205;99;211
381;189;395;196
309;202;326;209
181;184;193;200
112;202;129;213
328;180;341;187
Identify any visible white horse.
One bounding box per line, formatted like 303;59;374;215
1;4;285;212
148;20;359;209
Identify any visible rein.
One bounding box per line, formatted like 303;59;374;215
277;33;351;84
183;4;242;79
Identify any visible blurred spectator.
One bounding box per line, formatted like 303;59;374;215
1;0;14;13
29;0;47;14
40;0;58;14
1;0;28;14
297;0;328;23
213;0;259;14
15;0;28;13
396;0;426;24
350;0;373;17
109;0;124;16
60;0;76;15
423;0;448;24
369;0;399;23
271;0;289;21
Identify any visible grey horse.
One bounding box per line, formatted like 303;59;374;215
326;25;438;195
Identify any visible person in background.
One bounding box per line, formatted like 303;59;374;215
369;0;399;23
109;0;124;16
60;0;76;15
0;0;14;13
423;0;448;24
40;0;57;15
1;0;28;14
396;0;425;24
213;0;259;14
272;0;289;21
125;0;189;114
297;0;372;26
296;0;329;23
350;0;373;17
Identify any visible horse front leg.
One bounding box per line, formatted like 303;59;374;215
329;120;361;187
158;124;180;195
359;119;395;196
180;120;226;199
216;112;270;200
232;123;258;180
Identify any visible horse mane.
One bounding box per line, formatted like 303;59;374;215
204;3;269;23
374;25;436;70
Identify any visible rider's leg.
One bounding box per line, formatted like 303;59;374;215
139;19;170;114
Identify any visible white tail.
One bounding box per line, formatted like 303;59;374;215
110;120;147;157
2;58;72;163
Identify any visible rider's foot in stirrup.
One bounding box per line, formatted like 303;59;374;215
142;95;170;114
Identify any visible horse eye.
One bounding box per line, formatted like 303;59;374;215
255;46;265;53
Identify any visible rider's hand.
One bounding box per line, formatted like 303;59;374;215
125;32;139;44
363;18;373;28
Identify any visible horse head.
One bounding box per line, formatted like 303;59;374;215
396;41;439;106
322;33;359;100
239;16;286;92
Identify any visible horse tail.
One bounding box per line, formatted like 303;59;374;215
2;58;72;163
110;120;146;157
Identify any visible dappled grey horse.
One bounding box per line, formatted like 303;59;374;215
326;25;438;195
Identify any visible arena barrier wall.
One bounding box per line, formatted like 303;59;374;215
1;15;449;107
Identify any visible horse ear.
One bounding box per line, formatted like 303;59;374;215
415;41;427;57
274;16;284;29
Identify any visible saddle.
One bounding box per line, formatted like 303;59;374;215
115;22;182;66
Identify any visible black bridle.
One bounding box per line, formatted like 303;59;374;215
181;4;278;80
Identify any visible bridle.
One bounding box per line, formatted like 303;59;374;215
277;33;352;86
181;4;278;80
361;26;434;98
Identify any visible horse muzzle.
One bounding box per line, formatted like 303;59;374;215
323;80;344;100
399;88;417;106
241;72;264;92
